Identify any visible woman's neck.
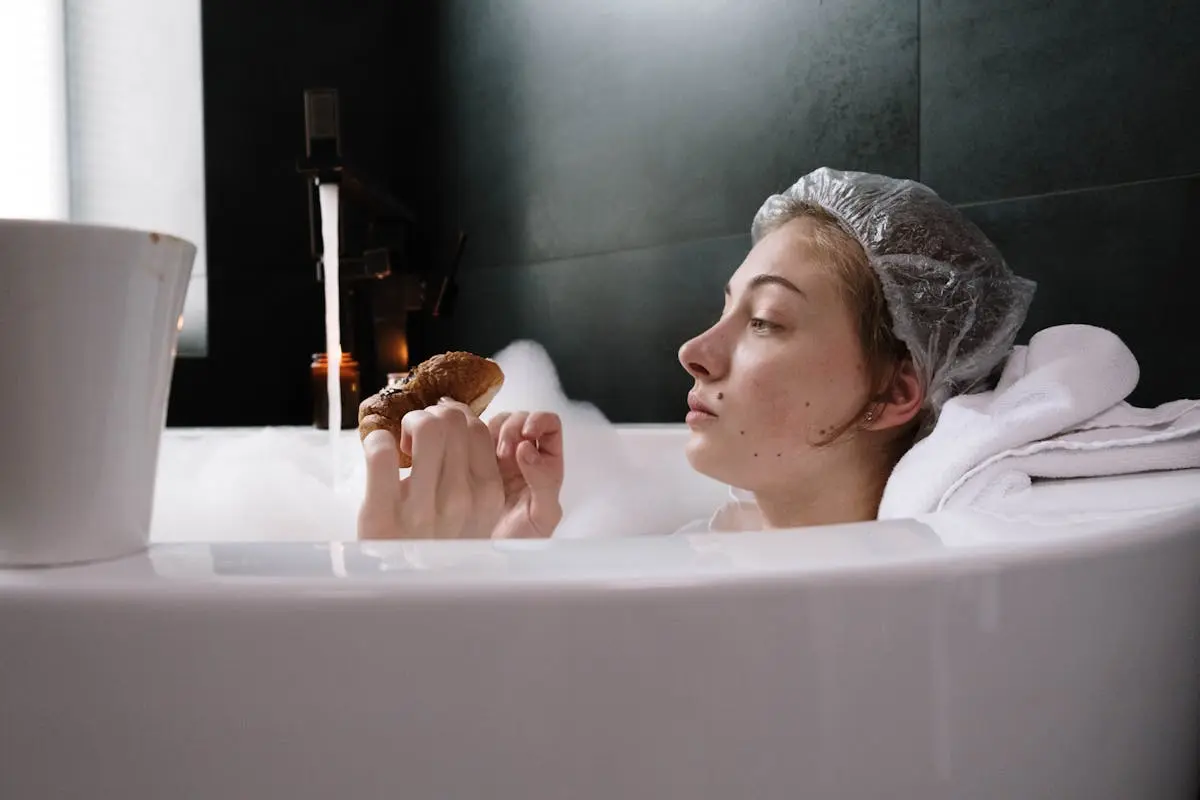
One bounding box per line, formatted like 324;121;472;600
751;452;888;530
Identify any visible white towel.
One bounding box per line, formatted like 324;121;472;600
878;324;1200;518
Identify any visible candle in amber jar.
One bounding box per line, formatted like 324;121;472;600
311;353;360;430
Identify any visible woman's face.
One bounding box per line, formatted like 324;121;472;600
677;217;874;493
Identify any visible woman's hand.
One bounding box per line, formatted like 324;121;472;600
487;411;564;539
357;400;564;540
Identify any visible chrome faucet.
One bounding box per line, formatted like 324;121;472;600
297;88;462;389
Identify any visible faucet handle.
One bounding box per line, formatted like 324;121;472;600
302;88;341;175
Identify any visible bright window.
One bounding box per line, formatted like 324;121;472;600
1;0;209;356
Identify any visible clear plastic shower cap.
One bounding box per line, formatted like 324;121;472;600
751;167;1037;424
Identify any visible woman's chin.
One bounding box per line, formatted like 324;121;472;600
684;436;729;482
686;437;772;495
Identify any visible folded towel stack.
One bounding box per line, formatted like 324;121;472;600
878;325;1200;518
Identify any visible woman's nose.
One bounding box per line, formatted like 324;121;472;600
679;328;723;380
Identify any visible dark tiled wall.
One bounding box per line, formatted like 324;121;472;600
920;0;1200;204
180;0;1199;425
450;234;750;422
427;0;921;422
436;0;919;270
959;178;1200;409
170;0;440;426
921;0;1200;410
427;0;1200;421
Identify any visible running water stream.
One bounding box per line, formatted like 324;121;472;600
318;183;342;484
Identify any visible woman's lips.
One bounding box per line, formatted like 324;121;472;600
687;393;718;427
687;393;717;415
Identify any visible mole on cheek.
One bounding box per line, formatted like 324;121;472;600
805;401;811;407
717;392;723;400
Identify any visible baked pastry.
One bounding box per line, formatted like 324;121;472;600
357;351;505;467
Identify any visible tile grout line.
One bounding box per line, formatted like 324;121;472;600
462;231;752;275
954;171;1200;210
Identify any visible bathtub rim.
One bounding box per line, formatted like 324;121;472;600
2;501;1198;602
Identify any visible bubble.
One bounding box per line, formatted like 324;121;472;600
150;426;362;543
149;340;718;542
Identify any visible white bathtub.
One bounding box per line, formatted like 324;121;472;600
2;425;1198;799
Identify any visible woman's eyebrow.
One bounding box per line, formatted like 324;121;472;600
724;274;808;300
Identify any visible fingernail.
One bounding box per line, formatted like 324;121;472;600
522;447;539;464
438;396;453;405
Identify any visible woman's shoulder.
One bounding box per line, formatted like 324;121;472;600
672;493;764;535
672;517;713;535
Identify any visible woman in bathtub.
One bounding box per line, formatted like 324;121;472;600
357;168;1036;539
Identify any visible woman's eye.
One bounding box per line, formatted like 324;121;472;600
749;318;779;333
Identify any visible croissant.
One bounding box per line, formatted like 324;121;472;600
357;351;505;468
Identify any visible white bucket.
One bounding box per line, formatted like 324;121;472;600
0;219;194;566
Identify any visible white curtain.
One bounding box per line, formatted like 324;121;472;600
0;0;69;220
1;0;209;356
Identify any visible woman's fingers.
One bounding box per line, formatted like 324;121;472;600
469;418;502;483
497;411;530;463
440;400;501;486
361;429;401;502
434;399;501;538
362;404;563;540
358;429;401;540
441;412;475;538
514;411;565;492
400;409;446;535
486;411;511;445
424;399;506;537
515;412;565;534
465;411;505;535
522;412;564;459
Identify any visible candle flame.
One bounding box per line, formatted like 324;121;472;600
397;332;409;371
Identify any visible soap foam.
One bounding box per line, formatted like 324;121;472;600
150;340;704;543
483;341;705;539
150;427;363;543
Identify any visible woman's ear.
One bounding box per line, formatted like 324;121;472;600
867;358;924;430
